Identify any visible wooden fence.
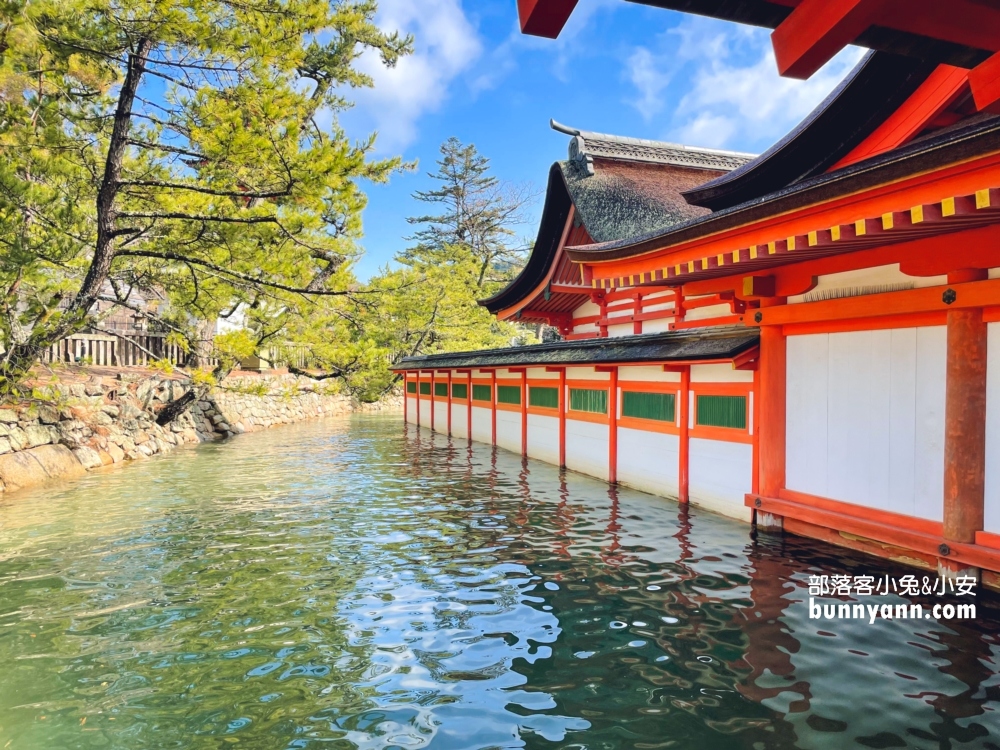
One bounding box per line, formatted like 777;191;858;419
42;333;198;368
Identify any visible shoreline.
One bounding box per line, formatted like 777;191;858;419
0;366;401;496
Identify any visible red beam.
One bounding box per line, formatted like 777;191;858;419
771;0;886;79
970;50;1000;114
518;0;578;39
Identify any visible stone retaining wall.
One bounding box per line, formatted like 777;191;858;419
0;371;401;494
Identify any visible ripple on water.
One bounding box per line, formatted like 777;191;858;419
0;415;998;749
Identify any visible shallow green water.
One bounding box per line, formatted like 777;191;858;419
1;415;998;749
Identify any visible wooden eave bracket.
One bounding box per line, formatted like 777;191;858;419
732;346;760;371
771;0;885;79
970;50;1000;114
518;0;578;38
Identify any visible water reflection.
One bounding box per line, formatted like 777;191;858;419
0;415;997;749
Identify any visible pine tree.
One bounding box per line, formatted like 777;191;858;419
0;0;412;392
399;137;535;289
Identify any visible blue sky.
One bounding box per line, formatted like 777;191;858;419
340;0;864;280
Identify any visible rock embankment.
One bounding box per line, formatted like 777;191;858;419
0;370;401;494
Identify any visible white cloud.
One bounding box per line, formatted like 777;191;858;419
623;17;865;151
349;0;482;152
626;46;670;121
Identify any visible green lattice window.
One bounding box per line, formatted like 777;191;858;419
569;388;607;414
497;385;521;405
696;395;747;429
622;391;675;422
434;382;448;397
472;384;492;402
451;383;468;399
529;386;559;409
419;382;431;395
406;381;416;394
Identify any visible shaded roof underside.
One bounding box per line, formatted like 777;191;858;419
392;328;759;370
629;0;993;69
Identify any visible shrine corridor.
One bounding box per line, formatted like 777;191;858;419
0;414;997;748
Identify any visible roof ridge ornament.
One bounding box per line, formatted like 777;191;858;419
549;119;755;173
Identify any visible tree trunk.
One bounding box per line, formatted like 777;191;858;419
156;389;198;426
0;37;154;390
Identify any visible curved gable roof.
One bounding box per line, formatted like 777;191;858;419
681;51;938;212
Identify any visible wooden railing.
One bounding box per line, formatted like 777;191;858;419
42;333;207;368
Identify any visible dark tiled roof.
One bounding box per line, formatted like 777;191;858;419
561;158;717;244
479;125;754;314
392;328;759;371
556;121;755;172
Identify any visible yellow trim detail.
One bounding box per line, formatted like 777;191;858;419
942;197;955;216
717;254;725;266
700;258;708;270
831;225;841;241
911;205;924;224
881;213;893;230
688;261;695;273
749;246;758;259
808;230;818;246
732;250;740;263
976;189;990;209
767;241;776;254
787;236;796;251
855;219;866;236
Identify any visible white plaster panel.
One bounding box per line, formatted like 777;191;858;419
526;367;558;380
617;427;679;497
565;418;609;481
642;318;673;334
527;414;560;465
985;323;1000;533
689;438;753;520
566;368;610;381
471;406;492;444
785;327;945;521
433;402;448;433
572;300;600;318
418;399;431;425
405;396;418;424
691;363;753;383
618;366;681;383
451;404;469;439
684;303;732;321
495;410;522;455
789;264;948;304
607;323;634;338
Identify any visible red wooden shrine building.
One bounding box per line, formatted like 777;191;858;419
394;0;1000;587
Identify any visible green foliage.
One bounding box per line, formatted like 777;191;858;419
0;0;413;390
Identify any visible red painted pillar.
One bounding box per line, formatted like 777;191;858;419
679;366;690;503
752;365;761;495
491;370;497;446
467;371;473;442
758;310;786;499
521;370;528;457
416;373;421;428
943;269;988;554
559;368;567;468
430;371;436;433
609;366;618;484
447;371;453;437
633;293;642;335
403;373;409;424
